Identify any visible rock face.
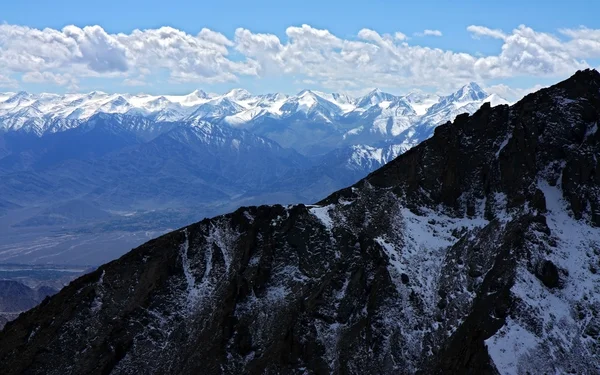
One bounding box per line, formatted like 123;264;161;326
0;280;57;330
0;281;56;312
1;70;600;374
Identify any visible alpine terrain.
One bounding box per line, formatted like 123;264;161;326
0;82;506;266
2;69;599;374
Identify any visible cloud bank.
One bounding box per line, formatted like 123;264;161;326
0;23;597;92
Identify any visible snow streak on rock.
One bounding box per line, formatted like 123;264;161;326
486;180;600;374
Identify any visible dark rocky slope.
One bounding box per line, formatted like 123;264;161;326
0;280;57;330
1;70;600;374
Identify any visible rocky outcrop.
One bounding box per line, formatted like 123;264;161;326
1;70;600;374
0;280;57;330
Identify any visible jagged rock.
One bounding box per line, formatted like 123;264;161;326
1;70;600;374
0;280;58;330
535;260;561;289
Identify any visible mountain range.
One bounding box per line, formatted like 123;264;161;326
0;83;507;265
0;264;90;330
0;83;505;136
0;70;598;374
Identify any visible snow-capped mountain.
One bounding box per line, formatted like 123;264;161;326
355;88;398;108
0;84;511;226
0;82;507;275
0;90;214;134
0;84;508;139
422;82;507;125
0;82;511;220
2;70;598;375
402;91;441;115
0;82;511;262
279;90;345;121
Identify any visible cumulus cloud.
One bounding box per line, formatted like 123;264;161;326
467;25;506;40
118;26;259;83
559;27;600;40
0;24;259;87
123;78;147;86
0;24;128;75
394;32;408;41
557;27;600;59
0;74;17;88
489;25;588;75
415;29;443;37
22;71;77;86
1;23;600;92
233;24;591;90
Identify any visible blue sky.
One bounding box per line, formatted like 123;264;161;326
1;0;599;99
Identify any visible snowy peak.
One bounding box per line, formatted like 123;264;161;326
356;88;398;108
279;90;344;121
5;91;32;102
144;96;172;109
187;97;245;120
87;91;107;99
99;95;131;113
0;82;509;136
482;93;510;107
190;89;209;99
422;82;501;123
330;92;355;106
164;90;210;106
303;90;357;113
3;71;600;374
0;92;15;101
401;91;441;115
402;91;439;104
451;82;488;102
1;91;36;109
256;92;287;103
224;88;252;101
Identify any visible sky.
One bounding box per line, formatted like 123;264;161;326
1;0;599;100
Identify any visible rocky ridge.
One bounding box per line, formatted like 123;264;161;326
0;70;599;374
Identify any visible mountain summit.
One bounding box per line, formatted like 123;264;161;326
0;84;504;138
452;82;487;102
1;70;599;374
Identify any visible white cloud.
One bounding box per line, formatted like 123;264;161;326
358;28;384;42
488;25;588;75
485;83;547;102
0;74;17;88
467;25;507;40
1;23;600;92
558;27;600;59
394;32;408;41
234;24;588;91
118;26;259;83
22;71;77;86
415;29;443;37
559;26;600;40
123;78;147;86
0;24;129;74
0;24;259;86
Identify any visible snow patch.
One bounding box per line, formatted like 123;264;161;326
485;318;541;375
379;207;488;309
495;133;512;158
486;180;600;373
309;205;335;230
90;270;106;313
178;224;239;313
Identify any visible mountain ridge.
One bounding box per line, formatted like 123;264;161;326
0;69;598;374
0;83;508;138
